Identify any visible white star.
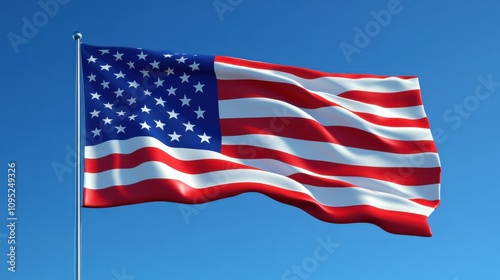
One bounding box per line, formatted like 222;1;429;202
198;133;211;143
179;73;190;83
117;110;126;117
141;105;151;114
127;97;136;105
154;78;164;87
144;89;152;96
115;125;126;133
91;128;102;138
128;114;138;121
114;71;126;79
137;51;148;60
176;56;187;64
183;121;195;132
103;102;113;110
140;69;150;77
140;122;151;130
180;95;191;106
100;64;111;71
155;97;166;107
114;88;124;97
102;117;112;124
87;56;97;63
90;92;101;100
149;60;160;69
98;49;109;55
193;82;205;93
154;120;165;130
163;54;173;58
167;109;179;119
166;86;177;96
128;80;139;88
189;61;200;71
164;67;174;76
194;106;205;119
113;51;124;60
87;73;96;82
100;80;110;89
89;109;100;118
168;131;181;142
127;61;135;69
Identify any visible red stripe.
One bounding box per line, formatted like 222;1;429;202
221;145;441;186
288;173;355;188
84;180;432;236
220;118;436;154
353;112;430;128
85;147;255;173
410;198;440;208
218;79;329;107
338;90;423;108
215;56;417;81
218;79;429;128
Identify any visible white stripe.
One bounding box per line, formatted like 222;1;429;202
219;98;433;141
303;184;434;215
221;134;440;168
84;161;434;216
85;136;222;159
333;176;441;201
215;61;420;94
222;157;440;200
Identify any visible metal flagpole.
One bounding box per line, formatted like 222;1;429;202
73;31;83;280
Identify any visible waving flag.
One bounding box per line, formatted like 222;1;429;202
81;43;441;236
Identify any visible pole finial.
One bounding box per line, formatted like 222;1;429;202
73;32;82;40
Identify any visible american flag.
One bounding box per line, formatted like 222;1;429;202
81;43;441;236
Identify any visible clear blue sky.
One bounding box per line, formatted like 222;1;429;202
1;1;499;279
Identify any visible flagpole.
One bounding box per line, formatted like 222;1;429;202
73;31;82;280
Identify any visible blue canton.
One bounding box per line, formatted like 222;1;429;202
81;44;221;152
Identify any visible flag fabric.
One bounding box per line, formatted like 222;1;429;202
80;43;441;236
